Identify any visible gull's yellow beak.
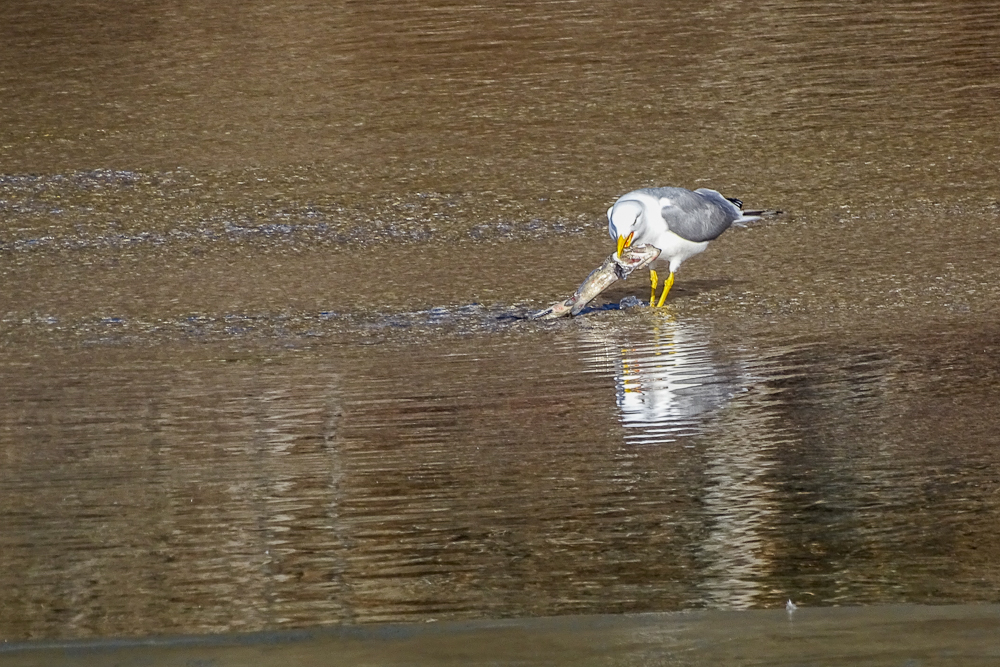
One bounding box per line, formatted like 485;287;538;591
616;231;634;257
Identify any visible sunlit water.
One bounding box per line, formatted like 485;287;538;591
2;0;1000;658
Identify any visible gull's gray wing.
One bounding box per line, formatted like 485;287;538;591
645;187;742;243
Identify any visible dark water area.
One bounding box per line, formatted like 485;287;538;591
2;0;1000;660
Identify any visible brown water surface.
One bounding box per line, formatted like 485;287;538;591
2;0;1000;659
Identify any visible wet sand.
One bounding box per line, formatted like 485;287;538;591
2;0;1000;661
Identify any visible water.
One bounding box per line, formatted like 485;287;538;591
2;0;1000;660
3;317;1000;646
4;606;1000;667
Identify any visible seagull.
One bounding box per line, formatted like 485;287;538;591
608;187;762;306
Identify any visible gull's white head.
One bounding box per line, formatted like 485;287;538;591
607;199;644;256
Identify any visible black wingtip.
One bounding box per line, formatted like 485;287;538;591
725;197;744;210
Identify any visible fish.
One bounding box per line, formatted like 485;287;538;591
531;243;661;319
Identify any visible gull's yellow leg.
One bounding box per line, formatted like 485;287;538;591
648;269;659;306
656;272;675;307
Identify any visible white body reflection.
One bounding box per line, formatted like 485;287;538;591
579;313;778;608
580;315;741;445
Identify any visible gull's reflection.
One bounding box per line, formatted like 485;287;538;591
579;313;777;608
580;313;743;445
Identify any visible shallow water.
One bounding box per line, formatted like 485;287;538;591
4;316;1000;642
2;0;1000;656
3;605;1000;667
